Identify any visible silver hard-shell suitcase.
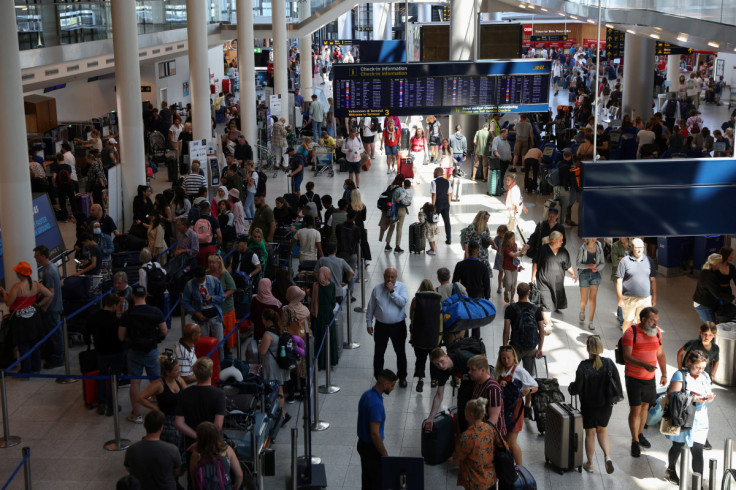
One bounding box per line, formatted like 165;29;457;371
544;396;583;474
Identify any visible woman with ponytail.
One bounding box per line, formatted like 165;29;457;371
568;335;622;475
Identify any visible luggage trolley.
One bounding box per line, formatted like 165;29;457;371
255;144;279;178
312;145;334;177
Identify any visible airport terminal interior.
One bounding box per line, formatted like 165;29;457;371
3;0;736;489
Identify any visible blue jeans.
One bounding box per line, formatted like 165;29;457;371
694;304;716;324
45;310;64;364
244;192;255;219
18;340;42;373
127;348;161;378
97;353;124;409
292;172;304;193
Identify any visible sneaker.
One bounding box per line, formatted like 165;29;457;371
399;378;408;388
497;288;502;294
631;441;641;457
588;322;595;331
427;250;436;255
664;467;679;485
638;433;651;448
281;413;292;428
416;379;424;393
127;413;143;424
445;239;452;245
386;168;391;174
583;463;594;473
705;439;712;450
524;406;532;419
385;245;393;252
503;291;509;303
605;458;614;474
579;311;585;322
394;247;404;254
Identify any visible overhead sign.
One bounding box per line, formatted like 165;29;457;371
334;60;551;118
523;25;533;35
606;28;625;58
0;194;66;282
655;42;693;56
531;35;567;42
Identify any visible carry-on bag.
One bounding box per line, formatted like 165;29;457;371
421;407;457;465
408;222;425;254
500;465;538;490
195;336;220;383
544;396;584;474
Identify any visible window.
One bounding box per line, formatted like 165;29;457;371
159;60;176;79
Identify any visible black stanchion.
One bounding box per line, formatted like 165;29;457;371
56;318;78;385
343;288;359;350
103;375;131;451
22;446;31;490
0;370;20;448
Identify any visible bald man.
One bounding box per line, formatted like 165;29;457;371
174;322;201;384
89;203;120;237
365;268;410;387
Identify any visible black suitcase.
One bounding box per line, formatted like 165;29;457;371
400;128;410;150
408;222;425;254
166;150;178;182
338;157;348;173
265;243;280;279
421;408;457;465
501;465;537;490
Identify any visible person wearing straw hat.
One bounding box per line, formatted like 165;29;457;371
0;261;53;374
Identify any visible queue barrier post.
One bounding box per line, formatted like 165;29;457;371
103;375;131;451
291;428;298;490
299;319;321;463
179;294;186;332
726;439;734;475
22;446;31;490
55;318;78;385
236;327;242;361
318;315;340;394
354;249;366;313
343;286;359;350
0;370;21;448
692;472;702;490
708;458;717;490
679;445;690;490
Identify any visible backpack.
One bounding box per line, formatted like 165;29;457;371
447;336;486;356
602;84;611;96
690;120;701;134
194;454;233;490
668;369;697;430
371;116;381;133
502;376;524;429
57;167;72;186
530;378;565;434
509;303;540;348
270;330;300;370
545;166;561;187
377;186;395;213
663;100;677;118
256;170;268;195
195;217;213;245
304;201;318;218
145;264;167;297
615;325;661;365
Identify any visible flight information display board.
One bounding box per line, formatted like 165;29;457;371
333;60;551;117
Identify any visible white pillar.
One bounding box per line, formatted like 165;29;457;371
666;54;681;95
187;0;212;142
151;1;165;24
237;0;258;148
0;0;36;281
622;33;655;121
418;4;432;23
272;0;289;125
337;12;352;39
373;3;392;41
111;0;146;232
300;35;313;98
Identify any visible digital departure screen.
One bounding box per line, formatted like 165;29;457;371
334;60;551;117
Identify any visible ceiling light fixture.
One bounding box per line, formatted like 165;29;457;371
649;34;659;39
708;41;720;48
540;8;548;12
569;15;578;20
677;35;688;42
527;4;535;9
558;12;566;16
518;3;526;8
626;29;635;34
605;24;614;29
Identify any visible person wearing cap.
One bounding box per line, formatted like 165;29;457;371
119;285;169;423
101;137;118;171
230;237;262;282
286;146;306;196
0;261;53;374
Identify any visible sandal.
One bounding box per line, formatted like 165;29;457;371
431;379;438;388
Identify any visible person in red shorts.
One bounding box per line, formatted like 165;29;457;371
622;306;667;457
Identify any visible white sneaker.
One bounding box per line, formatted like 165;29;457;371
386;168;391;174
588;322;595;331
579;311;585;322
427;250;436;255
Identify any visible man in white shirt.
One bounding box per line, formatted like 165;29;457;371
61;142;79;191
290;215;323;263
174;323;201;384
342;128;364;188
504;174;526;230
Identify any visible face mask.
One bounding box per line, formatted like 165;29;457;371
93;228;101;235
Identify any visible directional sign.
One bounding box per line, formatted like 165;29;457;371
655;42;693;56
531;35;568;42
606;28;625;58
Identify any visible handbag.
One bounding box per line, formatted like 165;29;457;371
528;282;542;306
488;422;518;487
201;305;219;319
605;361;624;405
660;415;681;436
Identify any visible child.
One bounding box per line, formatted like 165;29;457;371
403;179;413;204
493;225;508;293
501;230;529;304
677;322;719;379
419;202;439;255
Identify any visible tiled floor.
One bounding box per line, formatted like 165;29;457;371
2;84;735;489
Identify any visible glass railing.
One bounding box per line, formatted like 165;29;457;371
557;0;732;27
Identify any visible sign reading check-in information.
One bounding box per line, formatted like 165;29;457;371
333;60;551;118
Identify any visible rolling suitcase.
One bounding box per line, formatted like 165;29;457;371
501;465;537;490
488;169;502;196
82;369;100;408
421;408;457;465
544;397;584;474
165;150;178;182
398;155;414;179
195;336;221;383
408;222;425;254
222;78;230;94
75;193;91;217
451;178;461;202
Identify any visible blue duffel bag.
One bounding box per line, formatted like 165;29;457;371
441;294;496;333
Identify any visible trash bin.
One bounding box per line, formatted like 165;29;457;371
714;322;736;386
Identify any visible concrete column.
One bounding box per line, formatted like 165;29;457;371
111;0;146;232
373;3;392;41
151;1;165;25
337;12;353;39
237;0;258;149
300;35;313;98
187;0;212;141
40;4;60;47
622;33;655;121
450;0;480;143
666;54;681;94
0;1;36;281
418;4;432;23
272;0;289;124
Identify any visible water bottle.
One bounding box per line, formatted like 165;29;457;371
280;345;286;358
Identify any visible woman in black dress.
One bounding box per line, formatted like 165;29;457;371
531;230;577;332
